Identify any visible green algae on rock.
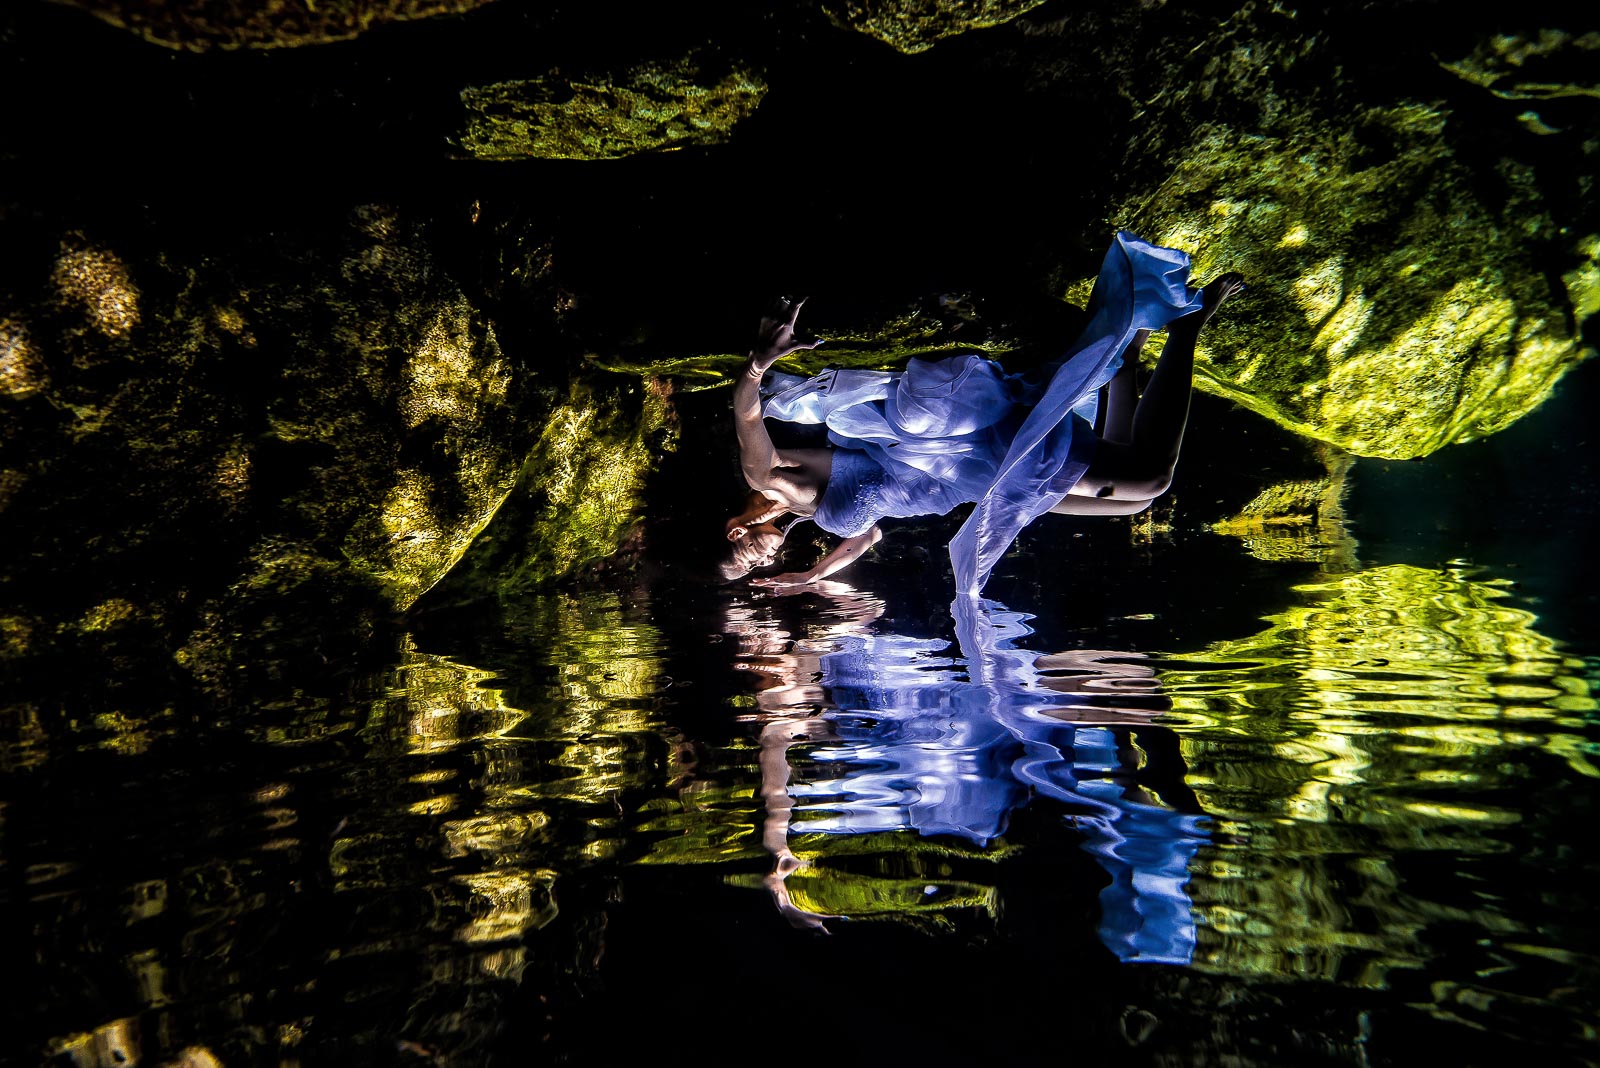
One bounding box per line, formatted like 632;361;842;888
1441;29;1600;101
590;295;1021;390
1110;104;1592;459
51;0;498;51
820;0;1049;54
459;57;768;161
0;207;538;702
427;376;677;602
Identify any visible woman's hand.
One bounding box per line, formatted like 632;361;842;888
750;296;823;373
751;571;814;588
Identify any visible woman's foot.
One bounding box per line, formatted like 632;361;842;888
1175;272;1247;334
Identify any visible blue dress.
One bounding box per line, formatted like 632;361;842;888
763;232;1204;594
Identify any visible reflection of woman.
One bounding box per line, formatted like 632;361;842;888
721;232;1245;593
727;583;1210;958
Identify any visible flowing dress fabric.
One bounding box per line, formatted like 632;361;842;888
762;231;1203;592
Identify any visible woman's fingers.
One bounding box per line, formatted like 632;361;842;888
784;296;807;329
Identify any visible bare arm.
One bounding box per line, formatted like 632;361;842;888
732;359;781;488
752;526;882;587
733;297;823;494
757;716;843;932
725;490;787;541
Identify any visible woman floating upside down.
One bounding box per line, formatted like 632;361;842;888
721;232;1246;595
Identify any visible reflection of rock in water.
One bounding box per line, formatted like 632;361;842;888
4;586;673;1065
1157;563;1597;995
332;591;667;1055
1210;447;1356;569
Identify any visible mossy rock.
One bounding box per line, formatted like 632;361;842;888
428;374;678;602
1441;29;1600;102
53;0;497;51
459;55;768;161
590;293;1032;390
0;206;539;696
820;0;1049;54
1109;103;1592;459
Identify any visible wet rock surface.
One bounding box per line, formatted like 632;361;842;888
0;206;543;696
47;0;498;51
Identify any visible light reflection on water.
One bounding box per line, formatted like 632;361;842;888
4;566;1598;1063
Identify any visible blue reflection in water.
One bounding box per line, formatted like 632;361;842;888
762;591;1209;963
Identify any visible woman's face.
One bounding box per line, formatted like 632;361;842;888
727;522;784;575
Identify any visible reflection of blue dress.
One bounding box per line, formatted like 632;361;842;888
764;231;1203;593
791;597;1210;964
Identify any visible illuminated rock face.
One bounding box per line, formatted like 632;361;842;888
460;57;768;161
430;377;677;602
0;208;538;689
51;0;498;51
1111;103;1592;459
819;0;1049;54
1080;8;1598;461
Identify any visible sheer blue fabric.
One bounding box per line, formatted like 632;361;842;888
763;231;1204;593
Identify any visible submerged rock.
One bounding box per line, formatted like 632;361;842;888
51;0;498;51
0;207;538;697
428;375;677;602
591;293;1034;390
1111;102;1592;459
459;56;768;161
820;0;1049;54
1441;29;1600;102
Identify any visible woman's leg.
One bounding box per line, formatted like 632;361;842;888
1093;329;1149;445
1069;273;1245;501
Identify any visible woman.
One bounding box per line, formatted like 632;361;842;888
722;232;1245;594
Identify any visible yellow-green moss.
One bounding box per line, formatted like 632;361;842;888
54;0;498;51
342;297;525;609
460;58;768;161
1441;29;1600;100
1110;105;1592;458
820;0;1049;54
435;376;677;598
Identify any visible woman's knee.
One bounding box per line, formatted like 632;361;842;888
1088;469;1171;501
